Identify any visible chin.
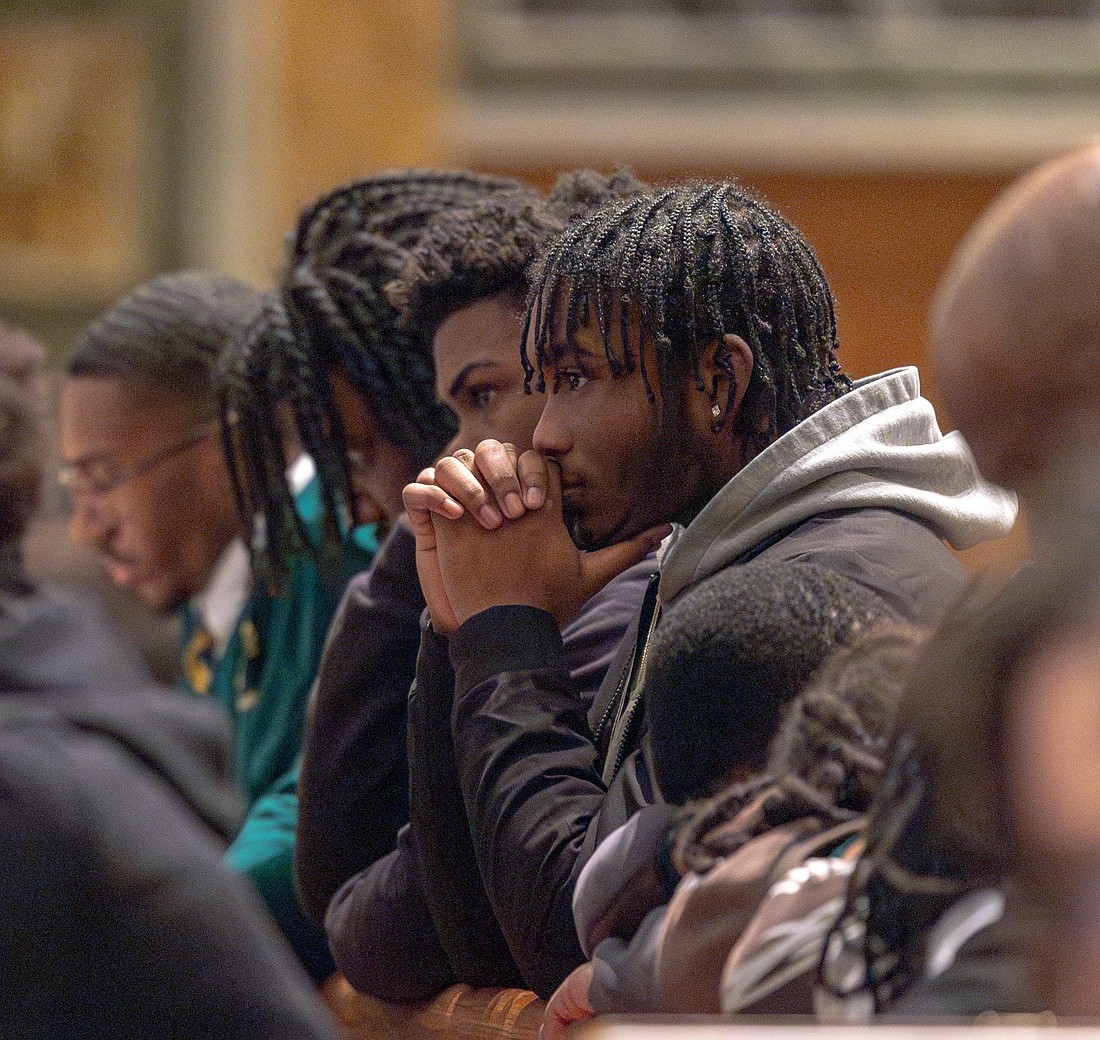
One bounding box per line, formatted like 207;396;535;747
564;508;596;552
567;514;621;553
140;584;190;616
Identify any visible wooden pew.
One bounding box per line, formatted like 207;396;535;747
322;973;545;1040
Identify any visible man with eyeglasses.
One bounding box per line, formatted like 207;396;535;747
58;271;376;981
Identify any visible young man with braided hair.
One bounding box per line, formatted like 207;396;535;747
219;170;528;581
216;169;535;928
59;271;372;980
403;179;1017;996
222;169;656;999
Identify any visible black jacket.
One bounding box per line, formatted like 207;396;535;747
324;552;658;1001
435;509;973;997
296;523;424;922
0;577;335;1039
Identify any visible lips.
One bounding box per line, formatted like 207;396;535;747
559;476;586;510
99;544;141;588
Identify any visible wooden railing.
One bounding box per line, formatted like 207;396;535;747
322;974;545;1040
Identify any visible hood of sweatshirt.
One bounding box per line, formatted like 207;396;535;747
0;578;152;696
659;368;1018;604
0;578;242;843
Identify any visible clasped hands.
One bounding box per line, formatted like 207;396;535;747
401;439;670;634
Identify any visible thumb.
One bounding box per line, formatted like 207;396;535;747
579;523;671;602
542;457;563;512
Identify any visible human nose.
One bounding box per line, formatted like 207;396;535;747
442;426;474;459
67;494;114;549
532;394;571;460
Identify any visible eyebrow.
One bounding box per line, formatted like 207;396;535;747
448;361;499;399
60;450;113;470
541;339;601;366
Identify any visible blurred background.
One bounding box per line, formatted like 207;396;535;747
6;0;1099;366
5;0;1092;644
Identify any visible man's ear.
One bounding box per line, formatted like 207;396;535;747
706;334;754;431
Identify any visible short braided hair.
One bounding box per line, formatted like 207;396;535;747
524;181;850;459
67;271;262;408
766;625;921;817
219;170;528;579
0;321;46;553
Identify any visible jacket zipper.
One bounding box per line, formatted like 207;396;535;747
592;573;660;752
601;585;662;785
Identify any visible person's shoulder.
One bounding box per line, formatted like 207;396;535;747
750;508;966;625
12;684;241;844
760;507;960;562
0;580;153;694
0;704;86;823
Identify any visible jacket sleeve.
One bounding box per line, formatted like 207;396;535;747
405;621;523;989
445;557;656;997
295;523;424;922
325;825;457;1003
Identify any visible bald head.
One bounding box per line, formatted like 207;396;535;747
932;143;1100;497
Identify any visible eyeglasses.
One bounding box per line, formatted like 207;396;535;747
58;426;215;498
345;447;372;474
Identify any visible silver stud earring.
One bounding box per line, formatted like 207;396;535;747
711;404;721;420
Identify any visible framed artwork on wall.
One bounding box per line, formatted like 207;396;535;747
0;14;162;307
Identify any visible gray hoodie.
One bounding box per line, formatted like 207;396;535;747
661;366;1017;604
600;365;1016;794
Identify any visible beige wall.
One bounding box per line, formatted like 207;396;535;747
191;0;453;283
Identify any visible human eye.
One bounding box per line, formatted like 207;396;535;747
467;383;499;410
559;368;590;391
344;441;374;471
85;459;123;495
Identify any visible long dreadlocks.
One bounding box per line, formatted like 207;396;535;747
524;181;850;459
218;170;527;584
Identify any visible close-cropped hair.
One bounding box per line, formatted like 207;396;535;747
645;561;900;807
524;180;851;459
673;625;922;877
66;271;262;408
219;170;528;580
0;321;46;552
389;169;649;341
